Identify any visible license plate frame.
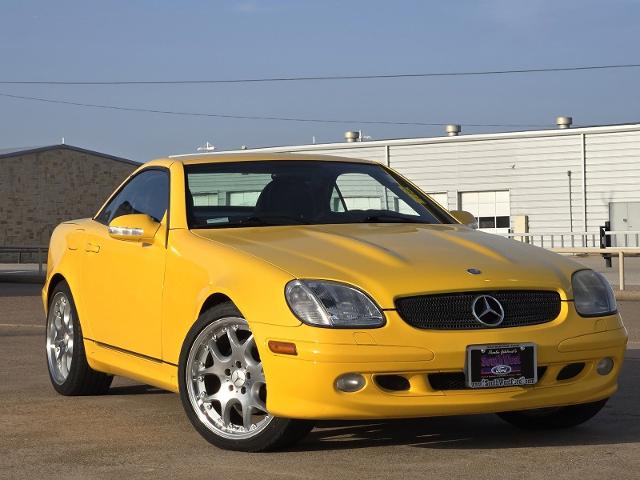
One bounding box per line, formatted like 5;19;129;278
465;343;538;389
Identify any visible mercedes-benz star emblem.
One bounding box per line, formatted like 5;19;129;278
471;295;505;327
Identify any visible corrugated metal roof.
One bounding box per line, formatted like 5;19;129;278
176;152;376;165
0;144;139;165
200;122;640;156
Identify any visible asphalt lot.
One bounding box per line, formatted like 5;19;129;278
1;282;639;480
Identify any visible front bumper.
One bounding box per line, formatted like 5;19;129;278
253;308;628;420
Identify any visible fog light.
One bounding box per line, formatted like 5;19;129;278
596;357;614;376
335;373;365;392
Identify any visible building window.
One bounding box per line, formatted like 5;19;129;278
459;191;510;233
192;193;219;206
227;191;261;206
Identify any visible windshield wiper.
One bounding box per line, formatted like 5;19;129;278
236;215;310;226
363;214;430;224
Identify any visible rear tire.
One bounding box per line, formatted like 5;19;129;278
46;281;113;395
178;302;314;452
497;398;608;429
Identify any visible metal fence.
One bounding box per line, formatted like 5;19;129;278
606;230;640;248
1;231;640;289
500;230;640;249
549;247;640;290
0;246;48;274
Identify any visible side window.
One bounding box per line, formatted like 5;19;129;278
95;169;169;225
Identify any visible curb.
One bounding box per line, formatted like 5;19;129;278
0;274;45;285
615;290;640;301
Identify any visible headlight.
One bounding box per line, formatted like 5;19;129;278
285;280;385;328
572;269;617;317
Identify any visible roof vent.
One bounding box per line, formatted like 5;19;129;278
344;131;360;142
196;141;216;152
445;124;461;136
556;116;572;129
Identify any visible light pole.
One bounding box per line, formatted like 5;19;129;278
567;170;573;233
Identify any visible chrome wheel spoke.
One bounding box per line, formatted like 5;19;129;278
220;397;237;426
249;383;267;412
53;312;63;334
241;335;258;366
206;339;232;367
247;363;265;383
203;390;222;404
242;404;254;430
63;316;72;335
64;350;72;374
227;328;243;351
198;364;221;377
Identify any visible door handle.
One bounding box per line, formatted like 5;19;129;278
85;242;101;253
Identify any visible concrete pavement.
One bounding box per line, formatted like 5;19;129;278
0;283;639;479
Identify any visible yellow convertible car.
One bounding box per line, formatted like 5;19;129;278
44;153;627;451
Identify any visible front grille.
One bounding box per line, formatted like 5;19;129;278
428;367;548;391
395;290;561;330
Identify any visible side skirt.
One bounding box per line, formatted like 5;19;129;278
84;338;179;393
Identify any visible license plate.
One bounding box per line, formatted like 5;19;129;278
466;343;537;389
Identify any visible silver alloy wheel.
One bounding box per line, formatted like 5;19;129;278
185;317;272;439
46;292;74;384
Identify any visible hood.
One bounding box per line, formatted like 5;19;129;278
193;223;583;309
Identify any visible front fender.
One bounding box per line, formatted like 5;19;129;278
162;229;301;365
43;221;90;329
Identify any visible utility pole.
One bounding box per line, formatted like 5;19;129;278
567;170;573;232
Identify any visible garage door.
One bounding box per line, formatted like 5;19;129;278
459;191;510;234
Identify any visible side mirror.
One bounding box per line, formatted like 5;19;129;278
108;214;161;242
450;210;478;229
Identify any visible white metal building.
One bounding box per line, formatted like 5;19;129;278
220;122;640;244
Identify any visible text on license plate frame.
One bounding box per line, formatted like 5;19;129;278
466;343;538;389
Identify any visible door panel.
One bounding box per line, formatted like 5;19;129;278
82;168;170;359
83;220;166;358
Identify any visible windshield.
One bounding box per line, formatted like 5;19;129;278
185;160;454;228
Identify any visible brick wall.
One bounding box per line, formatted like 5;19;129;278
0;148;137;246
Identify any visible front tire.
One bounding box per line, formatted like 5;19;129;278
46;281;113;395
178;302;313;452
497;398;608;429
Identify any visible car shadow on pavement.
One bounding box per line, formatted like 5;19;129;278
292;351;640;452
108;384;170;395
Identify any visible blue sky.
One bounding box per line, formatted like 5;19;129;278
1;0;639;161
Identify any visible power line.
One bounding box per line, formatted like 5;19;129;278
0;63;639;85
0;91;548;128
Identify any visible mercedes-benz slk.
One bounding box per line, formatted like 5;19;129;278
43;153;627;451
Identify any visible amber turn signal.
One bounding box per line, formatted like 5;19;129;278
268;340;297;355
